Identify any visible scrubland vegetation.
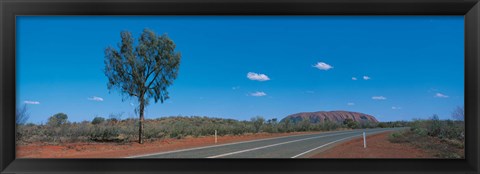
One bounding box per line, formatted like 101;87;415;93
388;110;465;158
16;112;402;145
17;103;465;159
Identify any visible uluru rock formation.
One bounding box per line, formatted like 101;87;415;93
281;111;379;124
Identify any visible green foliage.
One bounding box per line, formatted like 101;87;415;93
322;119;339;131
388;130;410;143
263;118;279;133
297;117;312;131
104;29;181;104
47;113;68;127
251;116;265;133
388;115;465;158
343;118;359;129
427;114;442;137
104;28;181;144
281;118;294;133
91;117;106;125
390;132;402;138
406;115;465;141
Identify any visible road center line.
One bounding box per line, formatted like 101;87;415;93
290;130;388;158
127;129;356;158
206;131;356;158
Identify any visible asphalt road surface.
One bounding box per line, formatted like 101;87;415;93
130;128;405;158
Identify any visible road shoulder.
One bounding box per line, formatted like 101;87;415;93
308;131;435;158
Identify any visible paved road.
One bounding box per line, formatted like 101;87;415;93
130;128;405;158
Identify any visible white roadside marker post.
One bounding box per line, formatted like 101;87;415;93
215;130;218;144
363;131;367;148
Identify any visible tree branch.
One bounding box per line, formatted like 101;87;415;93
145;72;161;89
144;64;157;83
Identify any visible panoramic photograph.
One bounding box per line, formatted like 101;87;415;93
15;16;464;158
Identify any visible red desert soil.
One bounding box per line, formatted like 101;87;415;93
17;131;322;158
309;131;435;158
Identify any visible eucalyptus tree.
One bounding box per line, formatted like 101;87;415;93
104;28;181;144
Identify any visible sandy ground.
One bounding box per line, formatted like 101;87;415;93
309;131;435;158
17;131;324;158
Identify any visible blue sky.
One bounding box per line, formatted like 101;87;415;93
16;16;464;124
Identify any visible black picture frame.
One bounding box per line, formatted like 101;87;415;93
1;0;479;173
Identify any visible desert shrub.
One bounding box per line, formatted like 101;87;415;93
388;116;465;159
427;115;442;137
65;122;92;142
143;122;166;140
343;118;359;129
296;118;312;131
388;130;413;143
279;119;294;133
409;116;465;141
377;122;387;128
91;117;106;125
322;120;340;131
251;116;265;133
43;113;70;143
437;120;465;140
359;121;376;129
413;127;428;136
47;113;68;127
89;124;123;142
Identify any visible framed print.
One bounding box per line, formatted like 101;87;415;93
1;0;479;173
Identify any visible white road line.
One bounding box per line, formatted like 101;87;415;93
290;135;360;158
126;129;356;158
206;131;356;158
290;130;388;158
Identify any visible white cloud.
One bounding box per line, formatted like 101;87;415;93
232;86;240;90
352;77;357;80
347;102;355;106
250;91;267;97
247;72;270;81
313;62;333;70
24;101;40;105
434;93;449;98
392;106;402;110
88;96;104;101
372;96;387;100
363;76;371;80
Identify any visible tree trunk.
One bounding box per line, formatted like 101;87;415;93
139;98;145;144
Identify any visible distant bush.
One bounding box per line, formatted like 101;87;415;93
47;113;68;127
343;118;359;129
251;116;265;133
91;117;105;125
